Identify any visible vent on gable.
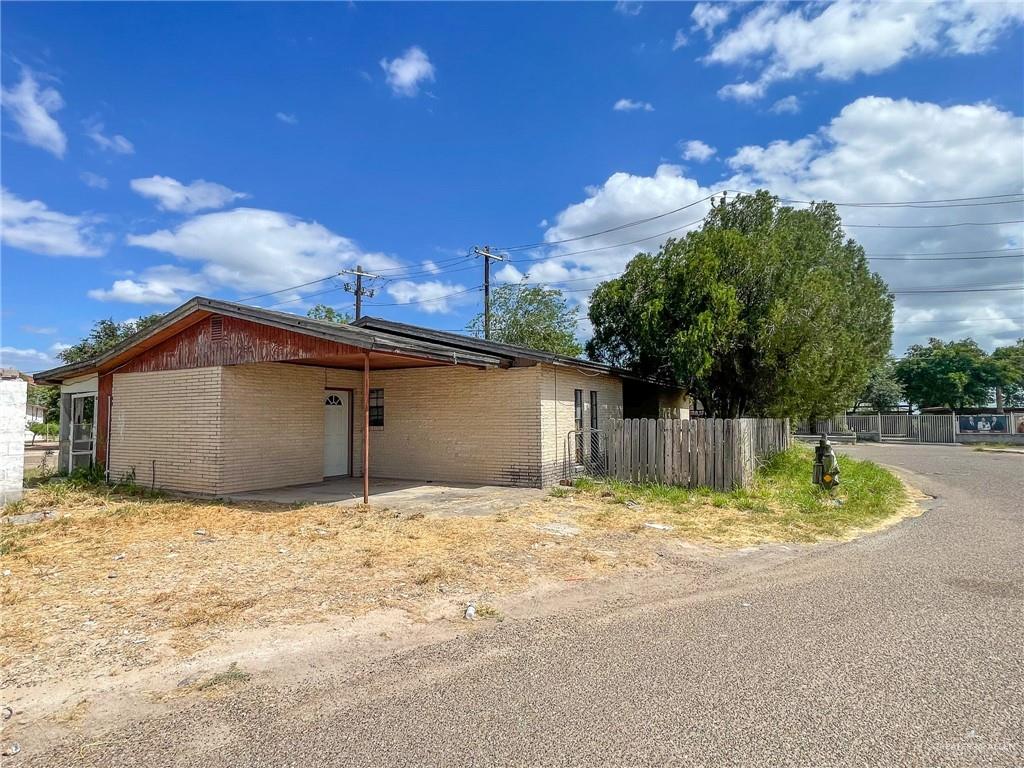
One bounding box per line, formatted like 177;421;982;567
210;316;224;342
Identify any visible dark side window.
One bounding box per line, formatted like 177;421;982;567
369;388;384;427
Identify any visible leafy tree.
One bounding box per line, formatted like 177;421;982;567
59;315;165;364
991;338;1024;407
894;338;1002;410
28;421;58;443
469;282;584;357
307;304;352;324
28;383;61;423
852;356;904;412
587;191;893;420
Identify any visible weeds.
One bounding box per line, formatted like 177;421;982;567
195;662;250;691
570;446;908;545
474;603;503;621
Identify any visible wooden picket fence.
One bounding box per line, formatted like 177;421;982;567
606;417;790;491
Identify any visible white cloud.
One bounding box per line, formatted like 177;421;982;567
680;139;717;162
124;206;400;298
276;112;298;125
1;187;106;257
88;265;208;305
769;95;801;115
421;259;442;274
614;1;643;16
519;164;715;292
80;171;109;189
531;96;1023;353
379;46;435;97
691;2;732;38
708;2;1024;101
718;80;769;103
84;119;134;154
0;346;55;372
129;175;248;213
613;98;654;113
0;69;67;158
21;325;56;335
384;280;470;314
672;29;688;50
724;96;1024;353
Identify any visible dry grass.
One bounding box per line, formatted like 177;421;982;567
1;450;910;686
0;482;645;686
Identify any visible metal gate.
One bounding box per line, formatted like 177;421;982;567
798;413;956;444
563;429;608;481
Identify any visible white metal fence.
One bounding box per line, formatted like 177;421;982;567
798;412;956;444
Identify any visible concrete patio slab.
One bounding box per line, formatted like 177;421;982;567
221;477;546;517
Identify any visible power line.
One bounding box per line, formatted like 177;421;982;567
894;316;1024;325
266;282;347;308
873;253;1024;261
238;273;341;302
369;284;482;307
891;285;1023;295
844;219;1023;229
729;193;1024;211
495;192;720;252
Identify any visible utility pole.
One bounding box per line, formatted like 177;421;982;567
473;246;505;340
340;265;379;320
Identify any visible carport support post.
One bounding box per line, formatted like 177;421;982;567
363;352;370;504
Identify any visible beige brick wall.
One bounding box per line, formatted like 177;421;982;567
361;365;543;486
108;361;625;494
109;368;223;493
220;363;325;493
539;365;623;486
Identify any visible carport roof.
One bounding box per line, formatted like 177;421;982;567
34;296;503;383
353;316;639;378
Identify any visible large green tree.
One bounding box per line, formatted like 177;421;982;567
587;191;893;420
469;283;583;357
58;315;165;364
853;356;904;412
894;338;1003;410
991;338;1024;408
307;304;352;324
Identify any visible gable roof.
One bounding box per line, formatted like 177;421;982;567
34;297;503;383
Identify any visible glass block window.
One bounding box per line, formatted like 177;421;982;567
369;388;384;427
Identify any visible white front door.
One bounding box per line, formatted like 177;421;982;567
323;391;350;476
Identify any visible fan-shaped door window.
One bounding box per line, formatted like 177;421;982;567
324;391;351;476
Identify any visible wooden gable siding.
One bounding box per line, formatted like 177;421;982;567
95;314;364;467
111;314;364;375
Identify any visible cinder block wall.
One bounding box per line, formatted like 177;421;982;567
539;365;623;486
0;377;27;504
109;368;223;492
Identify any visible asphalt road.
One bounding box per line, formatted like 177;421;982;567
24;444;1024;767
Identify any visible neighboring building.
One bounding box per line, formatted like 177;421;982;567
25;395;44;441
34;297;686;497
1;369;28;503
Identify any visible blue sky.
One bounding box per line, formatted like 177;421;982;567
2;1;1023;373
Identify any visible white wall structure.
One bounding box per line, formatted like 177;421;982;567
1;372;28;504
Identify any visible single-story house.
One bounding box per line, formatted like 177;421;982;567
35;297;687;499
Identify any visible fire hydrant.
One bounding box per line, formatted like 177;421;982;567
813;434;840;491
